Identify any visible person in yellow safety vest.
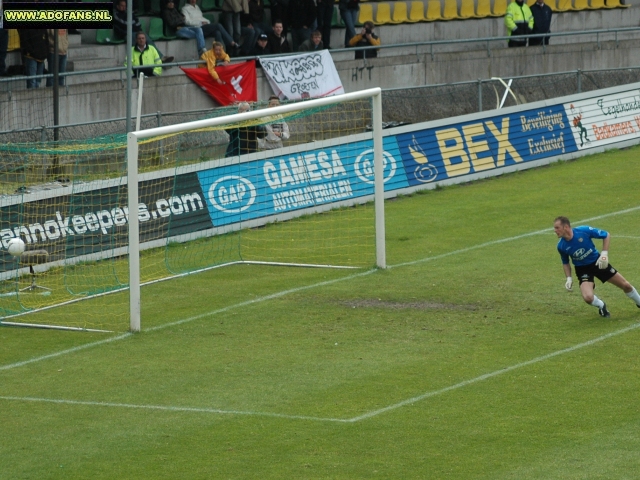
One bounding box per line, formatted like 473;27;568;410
129;31;163;77
505;0;534;48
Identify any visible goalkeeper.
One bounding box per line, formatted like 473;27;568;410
554;216;640;318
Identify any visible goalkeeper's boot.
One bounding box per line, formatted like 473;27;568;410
599;302;611;318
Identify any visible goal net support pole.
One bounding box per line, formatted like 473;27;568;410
126;87;385;333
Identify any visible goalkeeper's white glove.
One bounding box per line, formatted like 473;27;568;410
565;276;573;291
597;251;609;269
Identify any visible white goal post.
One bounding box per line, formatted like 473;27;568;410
127;87;385;332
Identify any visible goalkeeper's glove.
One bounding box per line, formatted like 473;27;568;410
565;277;573;291
596;251;609;269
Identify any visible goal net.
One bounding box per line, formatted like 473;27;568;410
0;88;386;332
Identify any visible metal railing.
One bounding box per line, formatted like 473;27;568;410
2;26;640;141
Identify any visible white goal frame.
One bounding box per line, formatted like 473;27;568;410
127;88;385;332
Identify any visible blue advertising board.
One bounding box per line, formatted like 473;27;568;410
197;137;409;226
395;104;579;185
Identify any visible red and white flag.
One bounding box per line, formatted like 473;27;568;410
181;60;258;106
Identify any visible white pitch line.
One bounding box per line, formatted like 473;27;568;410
0;333;132;372
2;321;639;423
346;322;640;422
0;396;349;423
1;204;640;418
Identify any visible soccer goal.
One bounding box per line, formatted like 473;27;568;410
0;88;386;332
127;88;386;332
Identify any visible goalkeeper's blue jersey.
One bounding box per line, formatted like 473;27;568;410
557;225;608;266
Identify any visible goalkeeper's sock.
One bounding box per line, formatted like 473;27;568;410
625;287;640;306
590;296;605;309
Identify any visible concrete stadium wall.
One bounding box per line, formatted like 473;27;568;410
2;7;640;132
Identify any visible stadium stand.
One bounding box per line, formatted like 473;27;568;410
332;6;346;27
492;0;509;15
573;0;599;9
96;29;126;44
459;0;480;18
424;0;444;21
390;2;410;23
201;0;220;11
476;0;502;16
375;3;393;25
443;0;460;19
148;17;172;40
358;3;375;25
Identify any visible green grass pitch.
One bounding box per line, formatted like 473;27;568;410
2;147;640;479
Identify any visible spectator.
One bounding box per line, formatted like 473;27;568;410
225;102;265;157
113;0;173;62
287;0;316;51
163;0;207;57
182;0;239;54
130;31;163;77
253;33;271;58
18;29;48;88
46;28;68;87
268;0;288;36
529;0;552;46
200;41;230;85
260;95;290;150
238;11;259;56
299;30;323;52
221;0;246;44
339;0;359;48
348;21;380;59
267;20;291;54
0;28;9;77
316;0;333;50
245;0;269;36
505;0;534;48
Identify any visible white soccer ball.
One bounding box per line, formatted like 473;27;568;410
7;238;26;257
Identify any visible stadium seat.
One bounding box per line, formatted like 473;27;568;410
573;0;597;9
604;0;631;7
332;6;345;27
492;0;509;15
149;0;162;15
358;3;375;25
476;0;499;17
424;0;443;21
200;0;218;12
139;16;151;34
459;0;479;18
148;17;176;40
555;0;576;11
391;2;410;23
443;0;460;19
7;29;20;51
375;3;393;25
95;29;125;44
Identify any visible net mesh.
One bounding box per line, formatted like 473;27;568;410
0;98;376;331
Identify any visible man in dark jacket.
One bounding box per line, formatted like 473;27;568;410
287;0;316;51
267;20;291;54
529;0;552;46
18;29;48;88
225;103;266;157
252;33;271;58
